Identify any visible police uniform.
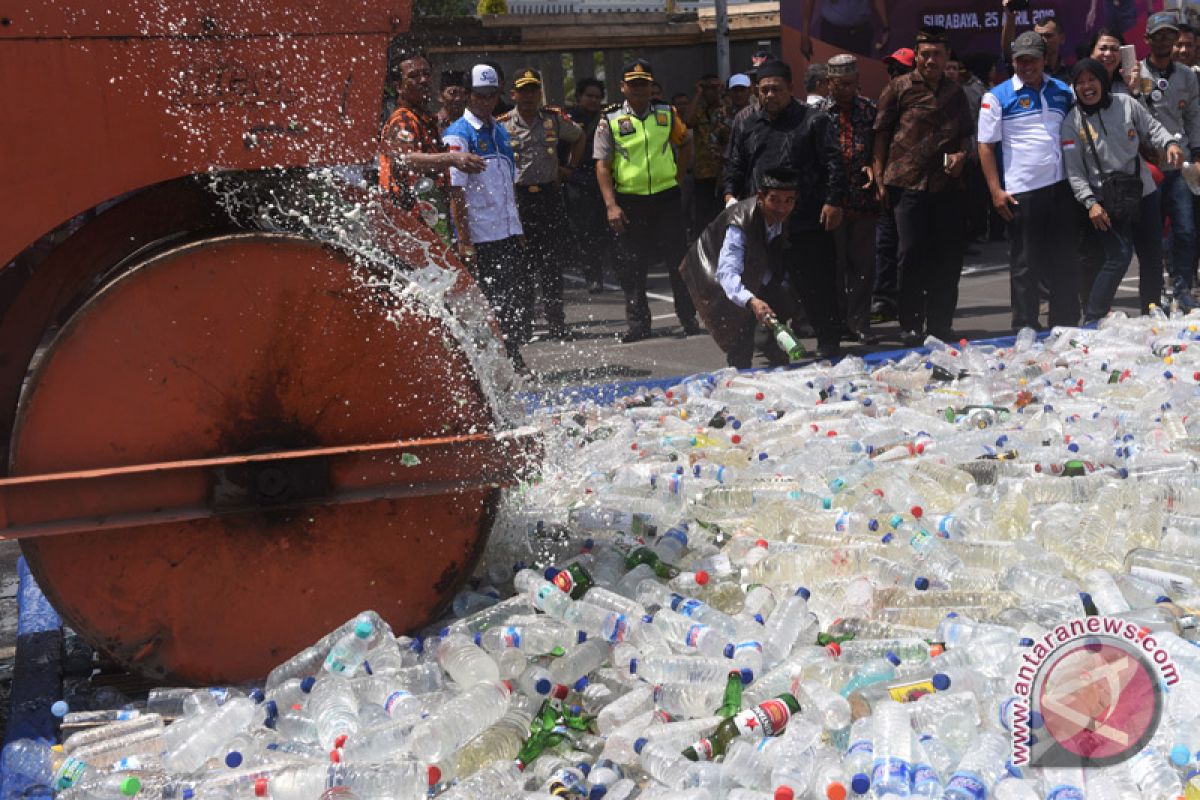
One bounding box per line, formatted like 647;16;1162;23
595;59;700;341
500;68;584;339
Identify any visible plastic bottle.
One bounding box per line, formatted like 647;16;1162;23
869;702;913;797
1127;745;1184;800
163;697;256;773
941;731;1010;800
306;679;360;752
842;717;874;796
436;633;500;686
265;611;391;691
405;681;511;761
477;622;583;655
838;652;901;697
909;731;944;799
760;587;811;666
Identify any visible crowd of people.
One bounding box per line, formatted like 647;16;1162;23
378;5;1200;371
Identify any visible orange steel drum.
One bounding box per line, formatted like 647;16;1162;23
0;2;533;683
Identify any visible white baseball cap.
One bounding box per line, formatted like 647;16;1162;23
471;64;501;94
728;73;751;89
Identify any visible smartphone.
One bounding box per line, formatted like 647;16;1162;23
1120;44;1137;74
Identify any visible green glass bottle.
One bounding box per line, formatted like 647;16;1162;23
765;316;808;362
715;670;744;719
681;692;801;761
550;563;594;600
623;546;680;579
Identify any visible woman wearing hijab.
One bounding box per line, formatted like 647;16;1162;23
1061;58;1184;323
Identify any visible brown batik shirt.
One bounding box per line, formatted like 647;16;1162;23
874;70;974;192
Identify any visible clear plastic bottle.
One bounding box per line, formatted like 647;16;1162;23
405;681;511;761
633;737;695;790
1127;745;1184;800
629;655;743;684
909;731;944;799
941;731;1009;800
842;717;874;797
163;696;257;773
651;609;731;658
596;685;655;735
869;702;913;797
453;694;533;777
477;621;582;655
253;760;433;800
436;633;500;686
838;652;901;697
761;587;811;666
265;611;392;691
1083;569;1133;615
306;678;360;751
652;682;725;718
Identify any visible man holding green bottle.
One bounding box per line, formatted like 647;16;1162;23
678;167;804;369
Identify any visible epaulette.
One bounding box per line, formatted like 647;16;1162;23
496;111;513;122
542;104;565;116
602;102;623;114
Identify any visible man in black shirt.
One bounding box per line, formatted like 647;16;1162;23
724;60;847;359
564;78;612;293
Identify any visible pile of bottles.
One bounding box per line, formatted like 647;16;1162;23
10;314;1200;799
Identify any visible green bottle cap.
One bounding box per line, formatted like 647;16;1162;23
120;777;141;796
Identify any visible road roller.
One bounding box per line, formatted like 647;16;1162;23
0;0;537;684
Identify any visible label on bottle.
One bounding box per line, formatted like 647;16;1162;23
54;757;88;790
385;690;413;714
912;763;940;790
207;686;231;704
871;757;913;790
605;613;630;643
675;598;703;618
886;678;937;703
500;626;522;649
684;624;706;648
909;528;935;555
733;697;792;737
944;771;987;800
1130;565;1195;592
1045;785;1085;800
847;738;873;760
116;710;137;721
732;640;763;661
688;737;717;761
835;512;850;532
937;515;955;536
111;756;147;771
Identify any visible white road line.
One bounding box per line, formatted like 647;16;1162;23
563;273;680;304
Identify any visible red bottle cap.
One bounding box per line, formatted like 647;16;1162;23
775;787;795;800
255;778;269;797
428;765;442;786
695;570;710;586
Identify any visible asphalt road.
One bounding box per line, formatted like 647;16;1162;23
522;239;1147;388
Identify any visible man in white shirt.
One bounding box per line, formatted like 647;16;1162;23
978;31;1079;331
444;64;532;368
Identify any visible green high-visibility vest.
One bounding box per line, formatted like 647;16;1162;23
605;102;678;196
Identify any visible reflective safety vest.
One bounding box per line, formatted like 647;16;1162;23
605;102;678;196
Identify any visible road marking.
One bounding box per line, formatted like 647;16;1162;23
563;273;683;304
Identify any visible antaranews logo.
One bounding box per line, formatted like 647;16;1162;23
1009;616;1178;768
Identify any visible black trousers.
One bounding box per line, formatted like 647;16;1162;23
474;236;533;358
874;207;899;309
1008;181;1079;331
563;180;613;285
727;280;799;369
613;187;697;333
891;187;965;338
691;177;723;237
787;227;841;349
517;184;571;331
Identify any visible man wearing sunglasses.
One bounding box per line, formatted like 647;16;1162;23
1137;11;1200;310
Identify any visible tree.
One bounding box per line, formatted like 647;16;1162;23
477;0;508;14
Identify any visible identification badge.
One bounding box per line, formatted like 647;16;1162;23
1152;88;1164;103
617;117;635;136
655;111;670;126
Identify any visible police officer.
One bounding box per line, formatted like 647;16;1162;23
501;68;586;341
595;59;701;343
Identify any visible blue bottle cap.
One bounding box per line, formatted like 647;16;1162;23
182;792;194;800
885;651;901;666
914;577;930;591
439;626;450;638
932;673;951;691
50;700;68;718
881;533;894;545
670;594;684;610
577;762;591;776
1018;637;1034;647
578;631;589;643
796;586;811;600
535;678;552;695
724;643;735;658
760;452;769;461
1171;744;1192;766
629;658;638;674
1067;442;1079;452
590;787;608;800
225;751;243;768
867;519;879;532
249;688;265;704
264;716;277;730
474;632;482;646
410;636;425;654
574;676;589;691
740;667;754;685
362;659;373;676
633;737;648;754
265;700;279;720
544;566;561;581
863;398;873;406
851;773;871;794
1157;595;1172;604
300;676;316;692
754;614;765;625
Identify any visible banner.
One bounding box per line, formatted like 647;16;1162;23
781;0;1184;97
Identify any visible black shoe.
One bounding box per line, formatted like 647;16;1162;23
548;325;577;342
847;330;882;345
620;328;650;344
587;280;604;294
901;330;925;347
870;300;897;324
680;320;704;337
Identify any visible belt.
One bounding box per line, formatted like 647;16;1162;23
518;182;556;194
